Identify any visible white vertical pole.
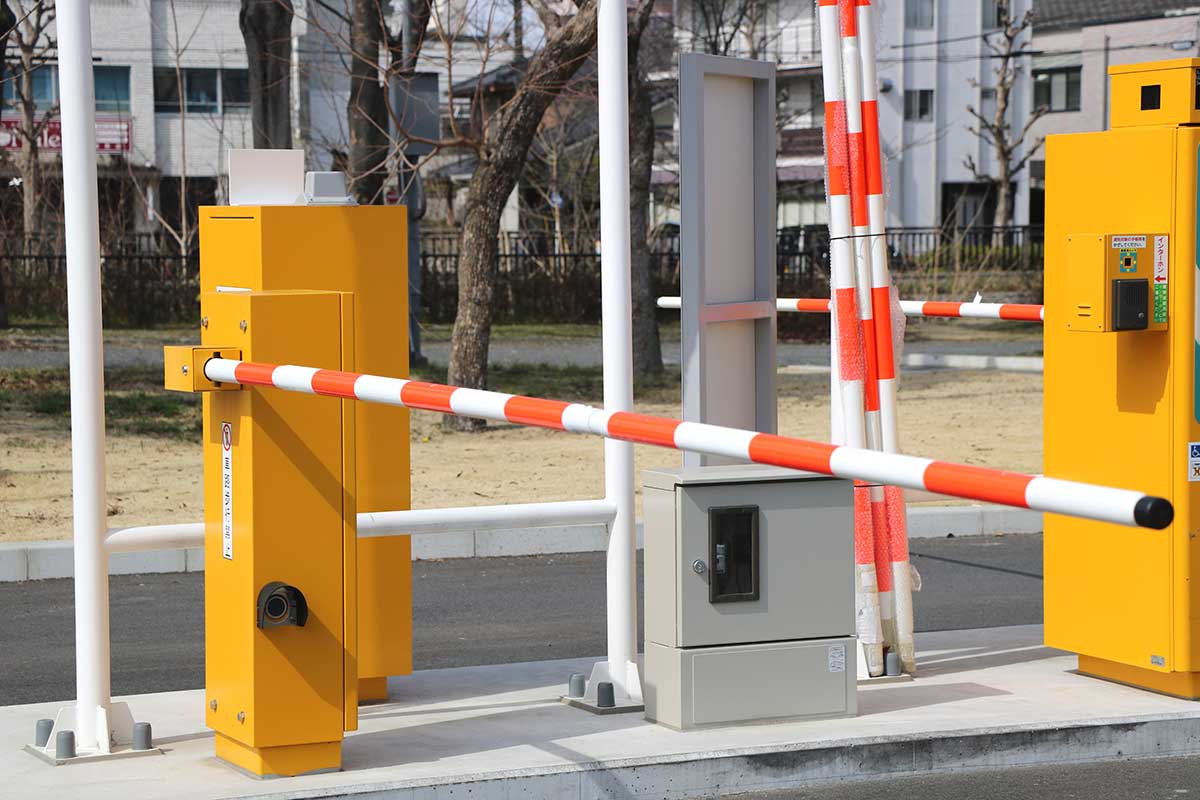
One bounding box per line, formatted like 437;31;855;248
58;0;112;751
596;0;639;702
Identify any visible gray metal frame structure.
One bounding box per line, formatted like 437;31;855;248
679;54;778;467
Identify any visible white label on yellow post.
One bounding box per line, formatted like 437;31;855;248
221;421;234;559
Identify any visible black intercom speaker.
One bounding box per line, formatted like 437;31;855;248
1112;278;1149;331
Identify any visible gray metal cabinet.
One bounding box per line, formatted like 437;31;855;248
642;465;857;729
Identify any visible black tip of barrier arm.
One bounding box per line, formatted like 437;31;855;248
1134;496;1173;530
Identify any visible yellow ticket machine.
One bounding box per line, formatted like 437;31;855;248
165;203;412;774
1045;59;1200;697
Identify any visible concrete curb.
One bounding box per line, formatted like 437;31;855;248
0;505;1041;582
337;715;1199;799
229;714;1198;799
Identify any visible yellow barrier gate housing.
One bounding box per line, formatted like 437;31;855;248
165;204;411;775
1045;58;1200;698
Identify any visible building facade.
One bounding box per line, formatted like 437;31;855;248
1027;0;1200;224
662;0;1036;230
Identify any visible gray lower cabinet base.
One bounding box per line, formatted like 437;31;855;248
643;637;858;731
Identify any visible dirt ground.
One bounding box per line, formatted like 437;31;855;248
0;369;1042;542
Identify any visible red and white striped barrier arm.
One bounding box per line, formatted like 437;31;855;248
657;297;1045;323
785;298;1045;322
202;357;1175;531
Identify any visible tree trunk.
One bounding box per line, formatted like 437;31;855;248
992;178;1012;230
628;0;662;378
445;0;598;431
347;0;387;205
0;0;14;328
240;0;294;149
21;142;38;241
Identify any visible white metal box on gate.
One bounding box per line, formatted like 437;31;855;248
642;466;857;730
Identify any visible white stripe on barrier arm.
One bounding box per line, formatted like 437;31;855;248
201;357;1173;531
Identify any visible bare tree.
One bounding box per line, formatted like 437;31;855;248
443;0;599;430
684;0;792;59
299;0;597;429
7;0;56;245
346;0;388;203
343;0;431;205
628;0;661;377
0;0;16;327
240;0;294;148
964;0;1044;230
121;0;210;259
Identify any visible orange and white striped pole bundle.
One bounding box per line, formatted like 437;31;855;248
818;0;885;677
201;357;1174;531
834;0;900;669
778;298;1045;322
850;0;917;673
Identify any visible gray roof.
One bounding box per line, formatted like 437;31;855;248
1035;0;1200;30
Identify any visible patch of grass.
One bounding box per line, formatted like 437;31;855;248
31;390;70;415
0;366;201;440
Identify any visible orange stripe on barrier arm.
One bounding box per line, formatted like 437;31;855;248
923;462;1033;508
312;369;362;398
747;434;837;472
233;362;279;386
504;396;569;430
998;304;1044;322
399;382;457;413
607;412;681;448
796;298;831;313
922;302;964;318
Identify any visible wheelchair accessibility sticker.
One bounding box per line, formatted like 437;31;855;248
1190;442;1200;482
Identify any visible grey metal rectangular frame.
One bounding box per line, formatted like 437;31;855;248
679;53;778;467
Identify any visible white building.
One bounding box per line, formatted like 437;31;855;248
1027;0;1200;224
0;0;524;238
664;0;1036;230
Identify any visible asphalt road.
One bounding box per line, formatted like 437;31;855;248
0;533;1041;706
734;755;1200;799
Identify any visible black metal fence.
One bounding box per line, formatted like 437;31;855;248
0;238;199;327
0;226;1043;327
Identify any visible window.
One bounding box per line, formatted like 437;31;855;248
94;66;130;113
3;64;57;110
184;68;218;112
905;0;934;29
904;89;934;121
221;69;250;109
155;67;243;113
982;0;1006;30
1034;67;1081;113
